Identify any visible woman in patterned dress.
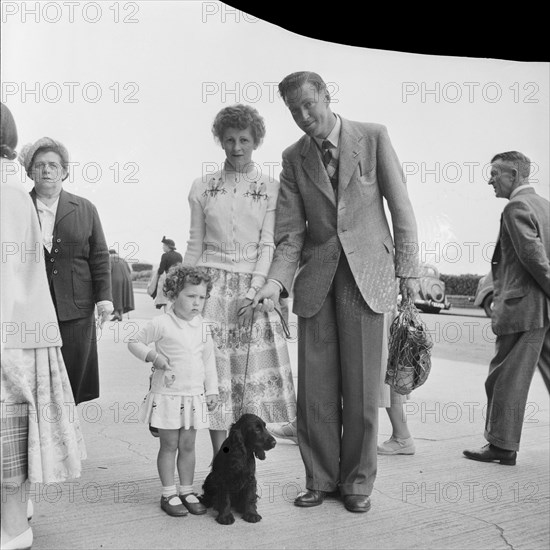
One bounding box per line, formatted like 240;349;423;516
1;102;85;550
183;104;296;455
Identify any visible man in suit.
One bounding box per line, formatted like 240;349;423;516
24;137;113;404
463;151;550;465
253;71;419;512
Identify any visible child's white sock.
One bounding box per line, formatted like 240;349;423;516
162;485;177;498
179;485;199;502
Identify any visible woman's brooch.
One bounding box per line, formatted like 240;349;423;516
202;176;227;199
244;181;268;202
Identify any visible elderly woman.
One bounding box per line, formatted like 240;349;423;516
1;103;86;550
109;249;135;321
20;137;113;405
183;104;296;456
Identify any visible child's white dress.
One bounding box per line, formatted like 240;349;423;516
130;310;219;430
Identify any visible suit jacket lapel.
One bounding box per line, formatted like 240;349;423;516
300;137;336;207
54;189;77;229
338;119;361;193
29;188;77;229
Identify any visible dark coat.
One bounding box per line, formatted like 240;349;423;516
110;254;135;313
30;188;111;404
30;188;112;321
157;249;183;275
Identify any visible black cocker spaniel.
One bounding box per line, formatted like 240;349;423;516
201;413;276;524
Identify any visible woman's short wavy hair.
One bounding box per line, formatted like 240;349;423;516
0;102;18;160
211;104;266;146
163;264;213;302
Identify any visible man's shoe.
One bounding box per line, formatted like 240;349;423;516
377;436;416;455
463;443;517;465
267;420;298;444
294;490;326;507
180;493;207;515
343;495;371;513
160;495;188;517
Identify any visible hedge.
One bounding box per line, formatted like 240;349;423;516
131;263;153;273
132;269;153;281
440;274;483;297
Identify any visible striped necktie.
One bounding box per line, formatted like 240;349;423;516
322;139;338;190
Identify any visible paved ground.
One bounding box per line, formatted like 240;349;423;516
27;290;549;549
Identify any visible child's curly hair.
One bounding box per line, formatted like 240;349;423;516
163;264;213;302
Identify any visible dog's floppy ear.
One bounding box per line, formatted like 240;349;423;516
224;422;247;458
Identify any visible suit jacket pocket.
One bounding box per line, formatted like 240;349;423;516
72;271;94;308
359;167;376;186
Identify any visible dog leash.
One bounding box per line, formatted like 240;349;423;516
236;301;291;418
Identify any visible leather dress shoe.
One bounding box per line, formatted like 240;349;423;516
343;494;371;513
463;443;516;465
294;490;326;507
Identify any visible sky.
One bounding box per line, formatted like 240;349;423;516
2;0;549;275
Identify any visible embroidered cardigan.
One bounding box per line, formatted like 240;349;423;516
183;170;279;296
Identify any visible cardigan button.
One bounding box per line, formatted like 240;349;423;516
53;270;58;274
54;249;59;253
56;238;61;242
50;258;55;262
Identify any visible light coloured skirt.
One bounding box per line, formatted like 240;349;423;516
1;347;86;484
203;268;297;431
139;392;210;430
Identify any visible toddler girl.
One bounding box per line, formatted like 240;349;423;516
128;265;219;516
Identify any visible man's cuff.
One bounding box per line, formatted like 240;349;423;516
97;300;113;310
268;279;284;293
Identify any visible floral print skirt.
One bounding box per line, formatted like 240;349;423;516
1;347;86;484
203;268;297;431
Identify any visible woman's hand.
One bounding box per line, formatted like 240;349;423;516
237;298;255;329
97;302;114;328
206;394;219;412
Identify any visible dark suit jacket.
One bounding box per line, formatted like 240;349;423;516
491;187;550;335
268;118;419;317
30;189;112;321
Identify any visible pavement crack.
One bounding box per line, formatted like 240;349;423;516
96;424;152;461
374;487;517;549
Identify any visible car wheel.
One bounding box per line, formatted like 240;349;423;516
482;293;494;317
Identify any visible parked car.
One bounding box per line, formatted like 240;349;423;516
474;271;494;317
408;263;451;314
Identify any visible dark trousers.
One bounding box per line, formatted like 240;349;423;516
297;254;384;496
484;325;550;451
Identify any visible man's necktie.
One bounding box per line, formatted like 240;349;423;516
322;139;338;192
322;139;333;167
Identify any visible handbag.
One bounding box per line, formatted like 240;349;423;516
146;271;159;299
385;298;433;395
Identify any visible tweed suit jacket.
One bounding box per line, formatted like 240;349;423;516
491;187;550;335
30;188;112;321
268;118;419;317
